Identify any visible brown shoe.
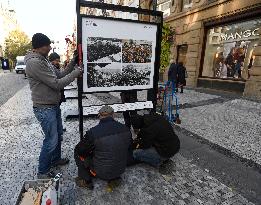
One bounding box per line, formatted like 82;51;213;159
106;178;121;192
75;177;94;190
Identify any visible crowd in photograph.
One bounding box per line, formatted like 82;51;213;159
122;40;152;63
87;64;150;88
87;37;121;62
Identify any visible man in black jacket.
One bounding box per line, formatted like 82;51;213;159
131;114;180;168
177;62;187;93
74;106;132;189
168;60;178;89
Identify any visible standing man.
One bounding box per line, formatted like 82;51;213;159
49;52;66;104
120;90;137;128
25;33;82;178
177;62;187;93
168;59;178;91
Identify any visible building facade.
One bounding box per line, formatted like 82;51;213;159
141;0;261;99
157;0;171;18
168;0;261;98
0;1;19;58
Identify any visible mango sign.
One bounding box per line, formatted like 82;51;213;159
220;28;260;42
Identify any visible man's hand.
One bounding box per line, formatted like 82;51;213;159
74;65;83;78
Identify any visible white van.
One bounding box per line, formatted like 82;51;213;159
15;56;26;74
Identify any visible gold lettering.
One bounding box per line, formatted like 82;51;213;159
252;28;260;36
227;33;235;41
243;30;251;38
220;34;227;41
234;32;242;39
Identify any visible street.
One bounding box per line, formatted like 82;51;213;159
0;72;260;205
0;72;27;105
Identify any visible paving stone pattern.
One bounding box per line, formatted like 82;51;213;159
178;95;261;166
0;86;257;204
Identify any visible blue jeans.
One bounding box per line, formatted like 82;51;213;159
33;105;63;174
133;147;168;167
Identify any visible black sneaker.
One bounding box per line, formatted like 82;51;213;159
52;158;70;167
37;171;56;179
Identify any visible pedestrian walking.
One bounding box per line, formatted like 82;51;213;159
168;59;178;91
177;62;187;93
25;33;82;179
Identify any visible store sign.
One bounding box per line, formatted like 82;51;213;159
220;28;260;42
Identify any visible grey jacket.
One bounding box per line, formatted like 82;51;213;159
25;52;80;107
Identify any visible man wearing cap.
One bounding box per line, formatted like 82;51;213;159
74;106;132;189
25;33;82;178
49;52;66;105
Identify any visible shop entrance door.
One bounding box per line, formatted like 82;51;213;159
177;44;188;64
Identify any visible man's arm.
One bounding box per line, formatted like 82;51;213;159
56;59;76;79
27;60;80;91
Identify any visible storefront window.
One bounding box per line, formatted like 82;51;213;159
202;19;260;80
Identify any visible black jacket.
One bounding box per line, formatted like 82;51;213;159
177;64;187;85
168;63;178;82
75;117;132;180
137;114;180;158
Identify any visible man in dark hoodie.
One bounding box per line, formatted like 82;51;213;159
131;114;180;168
25;33;82;178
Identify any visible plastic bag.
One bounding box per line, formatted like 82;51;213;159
41;185;57;205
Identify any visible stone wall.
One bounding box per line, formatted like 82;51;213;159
243;28;261;100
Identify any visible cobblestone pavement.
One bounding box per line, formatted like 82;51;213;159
176;91;261;167
0;86;258;204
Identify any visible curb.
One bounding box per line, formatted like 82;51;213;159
174;125;261;173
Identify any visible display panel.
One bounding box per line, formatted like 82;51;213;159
82;17;158;92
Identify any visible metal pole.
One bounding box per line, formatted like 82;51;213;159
76;0;84;140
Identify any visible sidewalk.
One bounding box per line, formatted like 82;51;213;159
0;85;257;204
175;89;261;168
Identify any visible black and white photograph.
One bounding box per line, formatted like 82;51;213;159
82;17;157;92
122;39;152;63
121;64;151;86
87;63;122;88
87;37;122;62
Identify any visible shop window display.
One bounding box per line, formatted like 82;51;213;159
202;19;260;80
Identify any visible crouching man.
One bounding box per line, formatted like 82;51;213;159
74;106;132;189
131;114;180;168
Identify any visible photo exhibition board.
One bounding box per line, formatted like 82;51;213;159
82;17;158;93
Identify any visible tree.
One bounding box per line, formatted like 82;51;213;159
4;29;31;66
160;23;175;73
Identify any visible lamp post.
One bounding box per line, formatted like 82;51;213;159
153;0;157;11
